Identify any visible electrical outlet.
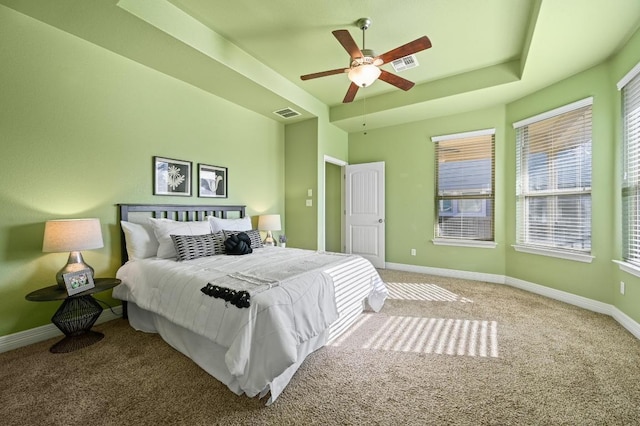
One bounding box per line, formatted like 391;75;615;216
411;249;416;256
620;281;626;295
305;199;312;207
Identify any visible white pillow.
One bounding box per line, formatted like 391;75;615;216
120;221;159;260
148;218;212;259
207;215;252;233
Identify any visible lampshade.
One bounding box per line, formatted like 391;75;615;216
258;214;281;232
43;219;104;252
43;218;104;288
348;64;381;88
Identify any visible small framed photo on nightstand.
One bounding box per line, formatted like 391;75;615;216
63;269;95;296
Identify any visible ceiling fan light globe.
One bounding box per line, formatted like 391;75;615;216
348;64;381;87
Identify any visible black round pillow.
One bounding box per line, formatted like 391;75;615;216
224;232;253;255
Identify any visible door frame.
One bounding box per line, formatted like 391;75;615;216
323;155;347;252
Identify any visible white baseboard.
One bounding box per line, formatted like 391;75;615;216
611;307;640;340
386;262;506;285
0;305;123;354
385;262;640;340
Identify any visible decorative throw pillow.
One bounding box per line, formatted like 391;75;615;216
224;229;263;249
120;221;159;260
212;231;226;254
224;232;253;255
208;215;252;233
148;218;212;259
171;234;218;261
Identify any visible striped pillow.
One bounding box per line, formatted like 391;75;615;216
223;229;263;249
171;233;220;261
212;231;226;254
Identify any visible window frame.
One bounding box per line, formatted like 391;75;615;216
617;61;640;276
512;97;594;263
431;128;496;248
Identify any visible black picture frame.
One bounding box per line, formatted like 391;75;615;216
153;156;192;196
63;269;95;296
198;163;228;198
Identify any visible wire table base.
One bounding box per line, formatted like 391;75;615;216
50;296;104;353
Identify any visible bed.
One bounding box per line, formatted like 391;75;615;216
113;204;387;404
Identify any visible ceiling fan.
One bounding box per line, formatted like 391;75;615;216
300;18;432;103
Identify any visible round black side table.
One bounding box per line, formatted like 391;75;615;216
25;278;121;353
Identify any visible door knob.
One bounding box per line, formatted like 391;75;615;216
378;219;384;223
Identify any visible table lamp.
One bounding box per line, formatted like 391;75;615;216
258;214;281;246
42;218;104;288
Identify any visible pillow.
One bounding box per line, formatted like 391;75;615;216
208;215;252;233
212;231;226;254
120;221;159;260
224;232;253;255
224;229;263;249
171;234;220;261
148;218;212;259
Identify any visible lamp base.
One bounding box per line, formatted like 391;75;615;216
263;230;275;247
55;251;94;289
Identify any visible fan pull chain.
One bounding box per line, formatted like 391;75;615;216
363;95;367;135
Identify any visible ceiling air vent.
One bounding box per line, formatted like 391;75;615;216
273;107;301;119
391;55;419;72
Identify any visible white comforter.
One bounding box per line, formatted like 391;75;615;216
113;247;384;401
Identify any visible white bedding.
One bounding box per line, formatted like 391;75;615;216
113;246;387;403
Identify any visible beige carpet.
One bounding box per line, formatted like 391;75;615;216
2;269;640;425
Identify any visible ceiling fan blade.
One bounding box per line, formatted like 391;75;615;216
332;29;364;59
378;69;415;91
300;68;347;80
376;36;432;65
343;82;359;103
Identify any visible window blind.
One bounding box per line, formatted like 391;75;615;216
514;99;592;253
433;129;495;241
621;66;640;266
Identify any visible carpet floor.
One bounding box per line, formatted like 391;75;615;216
1;269;640;425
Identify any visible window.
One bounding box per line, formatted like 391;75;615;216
619;63;640;268
513;98;593;257
432;129;495;242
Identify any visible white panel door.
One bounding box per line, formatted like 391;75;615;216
345;161;385;268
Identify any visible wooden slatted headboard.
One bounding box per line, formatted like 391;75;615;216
117;203;246;265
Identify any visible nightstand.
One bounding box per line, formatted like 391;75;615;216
25;278;121;353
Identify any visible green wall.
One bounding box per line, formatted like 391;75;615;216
610;26;640;321
349;26;640;325
349;106;507;275
325;162;342;252
284;119;318;249
3;1;640;341
0;6;284;337
505;65;613;303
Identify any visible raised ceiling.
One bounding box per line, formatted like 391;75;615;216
3;0;640;132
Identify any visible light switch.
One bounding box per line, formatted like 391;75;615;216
306;199;312;207
307;189;313;197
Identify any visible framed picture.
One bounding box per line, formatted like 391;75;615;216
153;156;192;196
198;163;228;198
63;269;95;296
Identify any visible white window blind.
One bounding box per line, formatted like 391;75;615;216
433;129;495;241
514;98;593;253
621;65;640;266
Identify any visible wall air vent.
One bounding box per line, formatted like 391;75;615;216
273;107;301;119
391;55;419;72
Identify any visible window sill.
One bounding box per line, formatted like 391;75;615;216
512;245;594;263
613;260;640;278
432;239;497;249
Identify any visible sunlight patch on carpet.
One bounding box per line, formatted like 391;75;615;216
330;315;499;358
385;282;473;303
